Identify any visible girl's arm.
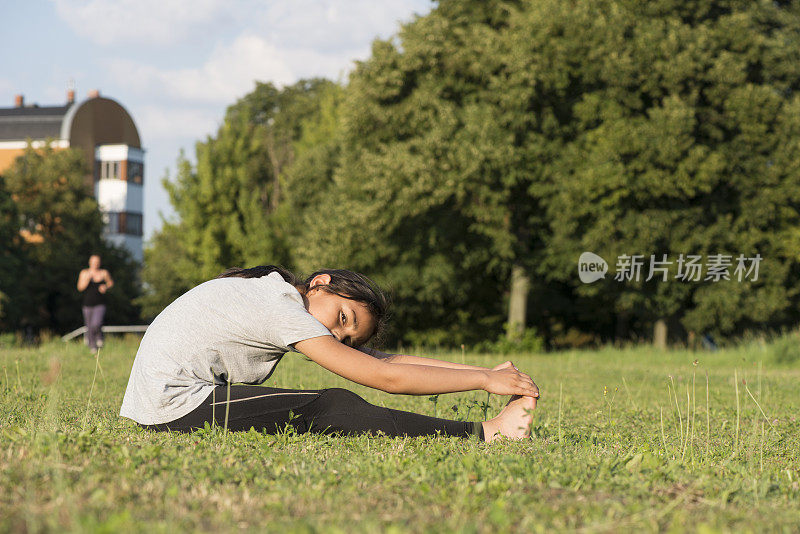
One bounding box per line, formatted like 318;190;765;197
294;336;538;397
360;347;492;371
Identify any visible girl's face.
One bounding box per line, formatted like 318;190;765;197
305;275;377;348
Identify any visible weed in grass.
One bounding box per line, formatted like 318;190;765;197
558;382;563;445
743;380;774;431
660;406;670;458
427;394;439;418
757;359;762;398
81;349;101;431
735;368;740;453
687;374;697;464
480;391;491;420
603;385;618;427
224;379;232;439
680;383;690;462
669;375;683;445
621;376;638;412
706;370;710;461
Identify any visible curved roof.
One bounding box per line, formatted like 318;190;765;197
0;96;141;148
62;96;141;148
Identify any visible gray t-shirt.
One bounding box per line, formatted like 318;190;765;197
120;272;332;425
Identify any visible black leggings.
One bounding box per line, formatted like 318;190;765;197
144;385;485;441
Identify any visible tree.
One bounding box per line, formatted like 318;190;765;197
1;145;141;334
141;80;339;315
136;220;195;319
0;175;26;327
281;82;345;230
295;1;556;345
527;0;800;343
142;0;800;346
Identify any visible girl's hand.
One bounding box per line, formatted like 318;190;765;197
484;366;539;397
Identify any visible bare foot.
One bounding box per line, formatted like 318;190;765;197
481;395;536;442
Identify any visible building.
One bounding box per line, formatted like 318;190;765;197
0;90;145;262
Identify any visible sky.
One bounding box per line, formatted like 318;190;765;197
0;0;433;238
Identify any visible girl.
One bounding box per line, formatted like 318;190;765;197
120;266;539;442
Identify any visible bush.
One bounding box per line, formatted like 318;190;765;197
0;332;17;348
769;332;800;365
476;327;544;355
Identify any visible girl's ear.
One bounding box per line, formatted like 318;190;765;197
309;273;332;288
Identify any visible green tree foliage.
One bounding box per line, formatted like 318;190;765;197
0;145;140;334
141;0;800;347
282;83;345;228
301;0;800;345
135;220;194;319
0;175;25;323
295;1;555;346
530;0;800;341
140;80;338;317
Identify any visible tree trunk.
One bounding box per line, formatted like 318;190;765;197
507;264;530;340
653;318;667;350
615;312;629;344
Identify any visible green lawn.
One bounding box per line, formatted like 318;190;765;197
1;336;798;532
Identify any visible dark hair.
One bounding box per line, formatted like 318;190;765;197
217;265;390;345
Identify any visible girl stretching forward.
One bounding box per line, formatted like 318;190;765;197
120;266;538;442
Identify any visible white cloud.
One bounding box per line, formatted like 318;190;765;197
136;105;220;142
52;0;430;49
48;0;433;237
109;34;298;104
249;0;430;51
58;0;432;105
52;0;229;46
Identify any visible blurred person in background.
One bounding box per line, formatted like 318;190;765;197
77;254;114;352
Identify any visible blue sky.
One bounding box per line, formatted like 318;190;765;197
1;0;433;238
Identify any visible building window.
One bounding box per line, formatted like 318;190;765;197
101;211;117;233
125;212;143;236
102;211;143;236
99;161;121;180
127;161;144;184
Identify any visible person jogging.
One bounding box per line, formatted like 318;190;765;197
77;254;114;353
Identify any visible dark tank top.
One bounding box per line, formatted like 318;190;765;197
83;279;106;307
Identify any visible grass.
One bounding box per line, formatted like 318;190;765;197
1;336;799;532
